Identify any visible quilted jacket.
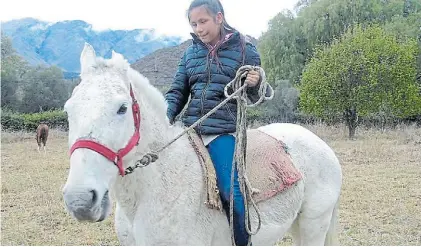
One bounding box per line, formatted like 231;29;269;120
165;31;263;135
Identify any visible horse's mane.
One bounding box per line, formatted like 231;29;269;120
127;67;169;122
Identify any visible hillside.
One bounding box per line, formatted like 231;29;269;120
131;39;192;86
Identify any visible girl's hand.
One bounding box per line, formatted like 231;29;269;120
245;70;260;87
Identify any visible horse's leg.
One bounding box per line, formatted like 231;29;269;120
115;203;135;245
38;134;47;154
289;217;301;245
250;180;305;246
324;200;339;245
295;167;341;246
36;133;41;153
297;201;337;246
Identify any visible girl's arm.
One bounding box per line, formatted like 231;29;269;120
165;52;190;124
244;43;266;103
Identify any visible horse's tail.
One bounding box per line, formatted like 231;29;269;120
42;125;49;143
324;199;339;246
41;127;47;137
37;124;49;145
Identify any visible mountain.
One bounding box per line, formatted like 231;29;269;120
131;39;192;86
1;18;184;76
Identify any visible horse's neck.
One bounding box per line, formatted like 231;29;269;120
113;142;204;233
112;110;204;220
129;80;192;163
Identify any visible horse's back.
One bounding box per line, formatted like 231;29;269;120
257;123;342;191
257;123;331;150
257;123;340;166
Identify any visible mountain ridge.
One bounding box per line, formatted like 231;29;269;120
1;18;184;75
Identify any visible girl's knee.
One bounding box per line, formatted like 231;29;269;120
218;183;245;205
218;185;232;202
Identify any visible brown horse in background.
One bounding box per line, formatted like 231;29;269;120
36;123;49;153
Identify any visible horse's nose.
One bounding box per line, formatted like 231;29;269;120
62;187;100;221
63;187;98;205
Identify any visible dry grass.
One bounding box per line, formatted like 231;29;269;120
1;130;118;245
1;124;420;245
302;123;421;246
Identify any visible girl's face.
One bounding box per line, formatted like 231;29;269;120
189;6;223;46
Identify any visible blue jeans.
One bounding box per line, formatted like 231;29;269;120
206;134;250;246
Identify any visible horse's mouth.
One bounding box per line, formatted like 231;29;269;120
96;191;110;222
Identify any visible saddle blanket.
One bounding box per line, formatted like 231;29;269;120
187;128;303;210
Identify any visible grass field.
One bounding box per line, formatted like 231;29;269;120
1;124;420;245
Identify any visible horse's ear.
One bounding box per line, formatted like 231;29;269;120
111;50;130;72
111;50;123;60
80;43;97;73
111;50;127;65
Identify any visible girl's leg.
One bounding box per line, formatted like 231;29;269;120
207;134;249;246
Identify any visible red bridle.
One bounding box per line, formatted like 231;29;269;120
69;84;141;177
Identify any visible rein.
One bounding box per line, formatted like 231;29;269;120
68;65;273;245
133;65;273;246
123;83;249;174
67;67;272;176
125;66;273;175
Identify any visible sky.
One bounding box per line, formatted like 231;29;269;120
0;0;298;39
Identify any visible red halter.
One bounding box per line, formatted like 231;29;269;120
69;84;141;176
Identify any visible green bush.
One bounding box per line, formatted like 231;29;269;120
1;109;68;131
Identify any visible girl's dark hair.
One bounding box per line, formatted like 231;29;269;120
187;0;236;33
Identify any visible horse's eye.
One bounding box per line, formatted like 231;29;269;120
117;104;128;115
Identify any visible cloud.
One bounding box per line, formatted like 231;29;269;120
29;23;51;31
1;0;298;39
134;29;156;42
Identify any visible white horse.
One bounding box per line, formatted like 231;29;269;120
62;43;342;246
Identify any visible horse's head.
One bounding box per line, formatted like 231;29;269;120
62;43;143;222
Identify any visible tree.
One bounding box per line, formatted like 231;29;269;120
259;80;300;123
1;32;14;58
2;33;71;113
1;34;29;110
383;11;421;85
20;66;68;113
299;25;421;138
258;0;421;85
258;10;308;83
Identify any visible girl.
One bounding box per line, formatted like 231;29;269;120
165;0;267;245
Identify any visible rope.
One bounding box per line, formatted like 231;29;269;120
128;82;249;173
128;65;274;246
224;65;273;246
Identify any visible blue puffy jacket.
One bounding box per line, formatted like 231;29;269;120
165;31;262;135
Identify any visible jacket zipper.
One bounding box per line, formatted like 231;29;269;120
197;34;232;134
199;56;212;135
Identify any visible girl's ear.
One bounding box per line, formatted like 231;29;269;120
215;12;223;25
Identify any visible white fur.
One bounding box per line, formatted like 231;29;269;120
62;43;343;246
